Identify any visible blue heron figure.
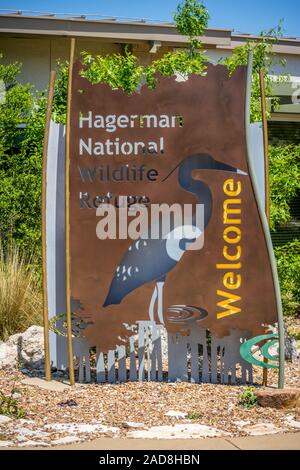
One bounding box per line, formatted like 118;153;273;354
103;153;247;324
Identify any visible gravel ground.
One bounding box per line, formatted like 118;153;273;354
0;362;299;446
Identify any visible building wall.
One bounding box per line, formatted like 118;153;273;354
0;36;300;91
0;37;123;89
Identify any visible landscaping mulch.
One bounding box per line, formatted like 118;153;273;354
0;362;299;446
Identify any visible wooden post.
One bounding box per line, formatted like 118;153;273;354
65;38;76;386
259;68;270;387
42;70;56;381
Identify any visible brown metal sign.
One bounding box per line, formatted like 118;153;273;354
69;60;278;352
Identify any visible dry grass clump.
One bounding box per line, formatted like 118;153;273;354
0;243;42;341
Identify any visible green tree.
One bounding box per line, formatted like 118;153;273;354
269;144;300;230
0;56;39;252
80;0;209;92
221;23;286;122
275;240;300;317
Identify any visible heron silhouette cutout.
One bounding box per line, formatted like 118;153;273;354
103;153;247;324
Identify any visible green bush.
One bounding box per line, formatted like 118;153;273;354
238;386;257;408
269;145;300;317
274;240;300;317
269;144;300;230
221;23;286;123
0;54;45;257
0;390;26;419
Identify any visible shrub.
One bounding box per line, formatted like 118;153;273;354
238;386;257;408
274;240;300;317
0;54;43;256
269;145;300;317
269;144;300;230
187;411;202;420
0;390;26;419
221;23;286;123
0;242;42;341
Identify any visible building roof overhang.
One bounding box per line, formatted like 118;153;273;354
1;13;300;55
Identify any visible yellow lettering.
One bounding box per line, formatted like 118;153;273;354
223;245;241;261
216;290;241;319
223;272;241;290
223;226;241;244
223;178;242;197
216;263;241;269
223;199;241;224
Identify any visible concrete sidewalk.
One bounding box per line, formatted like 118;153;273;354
8;432;300;450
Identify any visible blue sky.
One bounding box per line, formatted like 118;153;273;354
0;0;299;37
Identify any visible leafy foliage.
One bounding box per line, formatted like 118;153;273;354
187;411;202;420
269;145;300;230
275;240;300;317
80;1;209;94
80;48;144;94
269;145;300;317
0;53;22;91
174;0;209;51
238;386;257;408
222;23;285;74
0;389;26;419
0;55;40;251
145;49;207;89
221;23;286;122
52;59;68;124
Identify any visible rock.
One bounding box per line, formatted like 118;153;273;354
21;377;70;391
18;326;44;367
18;440;50;447
0;337;19;368
0;326;44;369
18;419;35;425
14;426;49;440
0;441;14;447
52;370;65;377
52;436;81;445
285;332;299;363
165;410;188;418
255;388;300;409
285;415;300;428
44;422;119;434
0;415;12;424
16;434;28;442
242;423;284;436
233;420;251;428
233;420;285;436
127;423;230;439
57;399;78;407
124;422;145;428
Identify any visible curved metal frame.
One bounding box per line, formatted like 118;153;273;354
42;70;56;381
245;53;285;388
